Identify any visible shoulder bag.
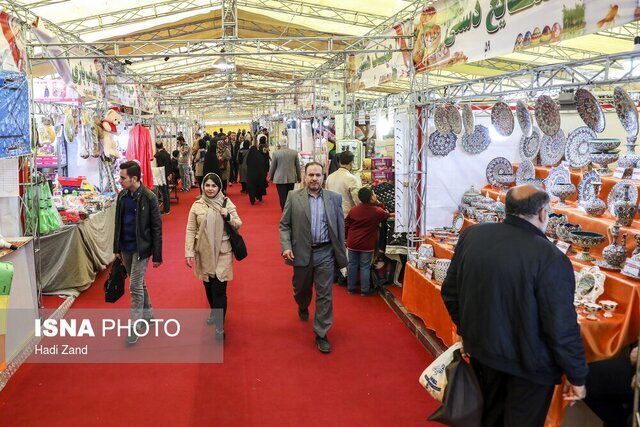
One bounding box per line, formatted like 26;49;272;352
222;198;247;261
105;257;127;303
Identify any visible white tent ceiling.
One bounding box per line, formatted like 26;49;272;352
8;0;640;121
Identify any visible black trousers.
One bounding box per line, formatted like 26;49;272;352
203;276;228;326
276;183;295;211
470;358;555;427
159;184;170;213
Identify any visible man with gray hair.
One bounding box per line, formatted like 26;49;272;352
441;185;588;426
269;139;302;210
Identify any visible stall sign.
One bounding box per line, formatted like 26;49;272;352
141;85;160;114
107;74;140;109
412;0;640;73
348;22;412;92
69;58;105;100
33;77;80;103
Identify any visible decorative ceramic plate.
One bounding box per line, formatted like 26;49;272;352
545;163;571;198
434;107;451;134
607;180;639;216
491;101;515;136
519;127;541;160
446;105;463;135
539;129;566;166
486;157;513;187
516;100;532;137
429;130;457;156
516;158;535;185
462;104;475;134
577;170;600;206
613;87;639;139
535;95;561;136
461;124;491;154
565;126;598;168
575;88;605;133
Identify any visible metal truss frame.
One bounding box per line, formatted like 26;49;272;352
28;35;411;60
54;0;389;36
58;0;221;35
236;0;386;29
113;14;325;43
423;50;640;104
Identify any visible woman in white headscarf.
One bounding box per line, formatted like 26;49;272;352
185;173;242;340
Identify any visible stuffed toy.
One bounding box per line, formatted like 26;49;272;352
101;107;121;159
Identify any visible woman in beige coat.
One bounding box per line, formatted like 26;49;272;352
185;173;242;340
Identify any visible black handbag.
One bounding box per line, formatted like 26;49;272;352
105;257;127;303
222;198;248;261
428;349;483;426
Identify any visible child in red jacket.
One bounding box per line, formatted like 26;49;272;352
345;187;392;296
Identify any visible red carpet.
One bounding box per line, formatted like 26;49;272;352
0;182;440;426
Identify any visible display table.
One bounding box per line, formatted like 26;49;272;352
0;237;38;370
40;205;116;295
402;262;457;347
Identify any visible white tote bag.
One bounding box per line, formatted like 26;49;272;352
419;342;463;402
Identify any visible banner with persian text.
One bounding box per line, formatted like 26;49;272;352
31;23;105;100
348;22;412;92
412;0;640;73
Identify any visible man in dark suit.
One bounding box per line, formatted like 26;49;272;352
441;185;588;426
279;162;347;353
269;140;302;210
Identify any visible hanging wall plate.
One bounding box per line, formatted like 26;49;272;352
613;87;639;139
446;105;463;135
539;129;566;166
428;130;457;156
462;104;475;134
516;100;532;137
575;88;605;133
519;127;541;160
491;101;515;136
461;124;491;154
535;95;561;136
434;107;451;134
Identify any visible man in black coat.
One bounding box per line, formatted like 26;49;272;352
153;142;173;214
441;185;588;426
114;161;163;345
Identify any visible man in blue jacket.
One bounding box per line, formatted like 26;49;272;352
442;185;587;426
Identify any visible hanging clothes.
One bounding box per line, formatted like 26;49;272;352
126;124;154;189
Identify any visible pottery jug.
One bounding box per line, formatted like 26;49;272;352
602;225;627;268
613;186;637;227
584;182;607;217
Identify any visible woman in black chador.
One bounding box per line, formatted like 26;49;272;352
245;138;267;205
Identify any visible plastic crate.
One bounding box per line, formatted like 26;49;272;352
58;177;83;187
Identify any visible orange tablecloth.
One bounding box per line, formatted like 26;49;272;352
402;263;457;347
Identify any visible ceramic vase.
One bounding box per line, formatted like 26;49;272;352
613;186;637;227
584;182;607;217
602;225;628;269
